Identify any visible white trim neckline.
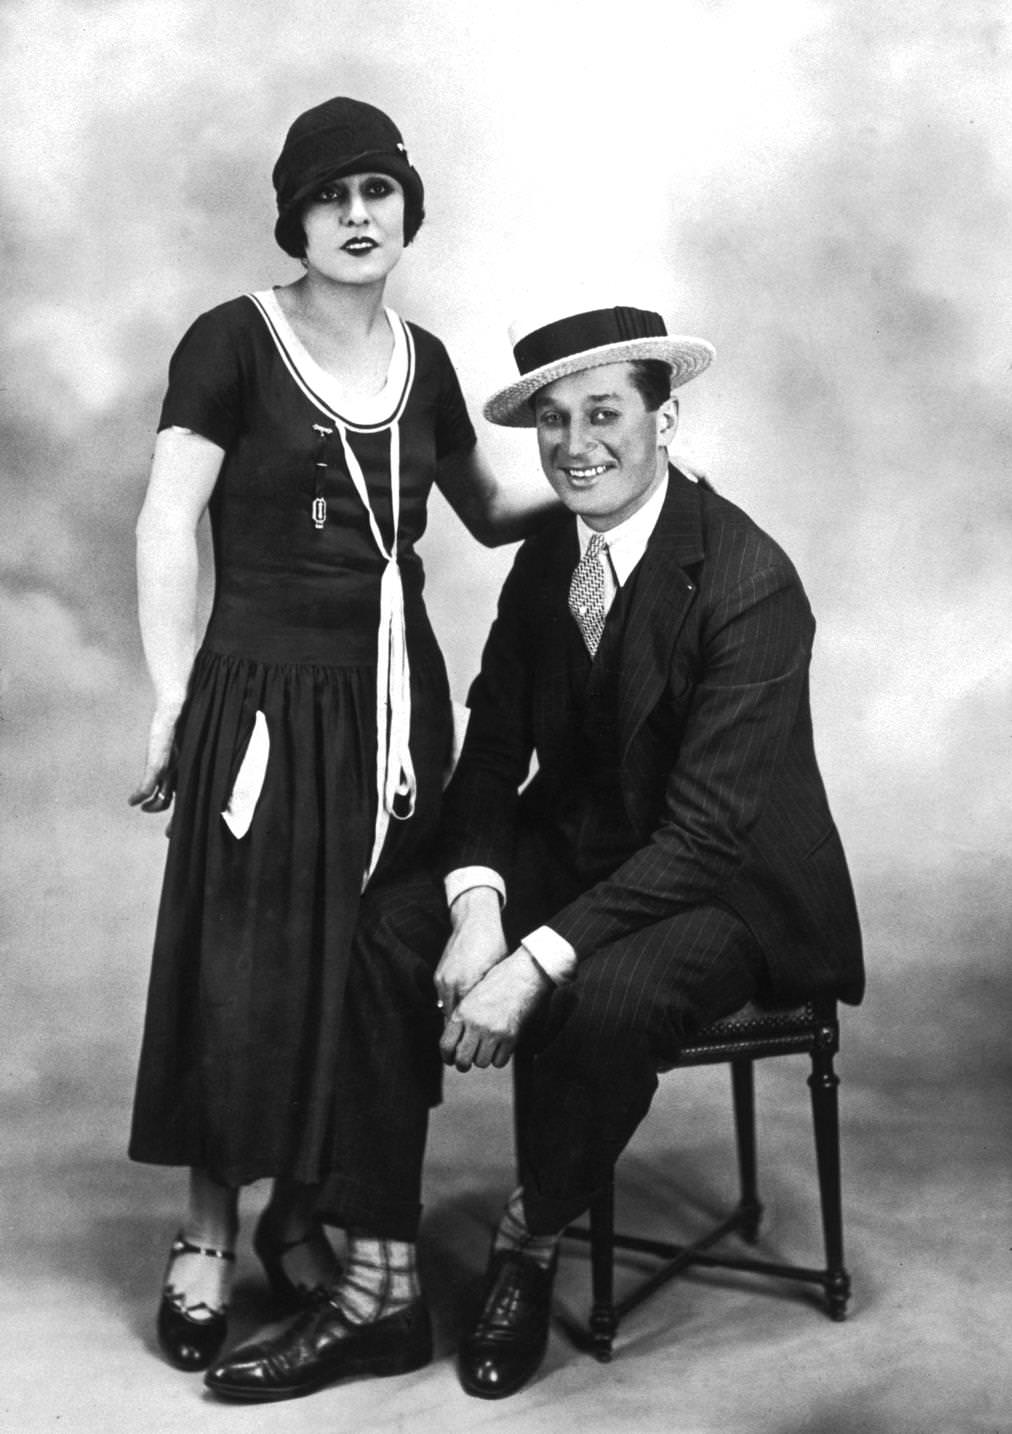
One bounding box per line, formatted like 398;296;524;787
249;289;413;431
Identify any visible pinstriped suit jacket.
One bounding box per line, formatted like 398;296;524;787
440;467;864;1005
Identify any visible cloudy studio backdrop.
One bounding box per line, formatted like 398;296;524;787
1;2;1008;1430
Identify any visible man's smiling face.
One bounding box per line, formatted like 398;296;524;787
533;362;677;531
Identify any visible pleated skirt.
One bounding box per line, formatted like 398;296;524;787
128;636;452;1190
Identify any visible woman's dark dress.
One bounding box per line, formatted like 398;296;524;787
129;293;473;1236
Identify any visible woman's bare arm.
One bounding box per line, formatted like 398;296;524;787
129;427;225;811
435;444;561;548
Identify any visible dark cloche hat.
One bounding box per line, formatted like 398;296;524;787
272;96;425;256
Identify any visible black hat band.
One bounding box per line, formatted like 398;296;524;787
512;307;668;376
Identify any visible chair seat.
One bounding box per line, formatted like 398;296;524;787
671;996;833;1067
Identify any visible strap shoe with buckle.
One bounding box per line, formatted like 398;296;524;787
252;1209;340;1308
157;1232;236;1371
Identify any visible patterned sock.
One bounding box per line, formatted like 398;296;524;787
330;1231;419;1325
492;1185;562;1269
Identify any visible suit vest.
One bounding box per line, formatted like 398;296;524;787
546;567;642;880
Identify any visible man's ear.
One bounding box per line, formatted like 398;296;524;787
657;396;679;448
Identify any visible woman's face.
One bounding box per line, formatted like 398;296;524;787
301;172;406;285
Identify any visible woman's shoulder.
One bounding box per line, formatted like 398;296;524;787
403;318;456;367
161;296;268;422
176;294;262;344
166;296;274;382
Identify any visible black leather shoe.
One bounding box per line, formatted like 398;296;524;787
157;1233;236;1372
458;1249;557;1399
204;1294;432;1402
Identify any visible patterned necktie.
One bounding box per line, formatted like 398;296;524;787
568;533;609;655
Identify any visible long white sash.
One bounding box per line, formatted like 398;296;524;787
246;294;418;885
330;420;416;885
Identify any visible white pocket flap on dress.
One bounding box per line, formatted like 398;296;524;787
222;710;270;839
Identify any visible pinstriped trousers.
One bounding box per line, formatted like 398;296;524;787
331;837;767;1239
513;904;765;1234
503;822;768;1236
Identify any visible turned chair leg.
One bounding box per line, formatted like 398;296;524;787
588;1180;617;1362
730;1058;763;1242
808;1028;850;1320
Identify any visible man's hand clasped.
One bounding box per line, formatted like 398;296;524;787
435;888;551;1073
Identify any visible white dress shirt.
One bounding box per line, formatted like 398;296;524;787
445;473;671;983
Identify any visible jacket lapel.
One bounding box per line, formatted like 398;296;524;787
618;468;704;756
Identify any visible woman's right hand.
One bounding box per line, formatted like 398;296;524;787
130;428;224;820
129;705;181;813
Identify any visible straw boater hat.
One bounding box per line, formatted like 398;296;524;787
483;305;715;428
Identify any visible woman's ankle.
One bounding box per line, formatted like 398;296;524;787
163;1233;236;1316
186;1169;239;1248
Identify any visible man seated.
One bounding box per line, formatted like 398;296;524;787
436;302;864;1399
202;302;863;1406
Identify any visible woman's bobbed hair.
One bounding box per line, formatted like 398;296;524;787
272;96;425;259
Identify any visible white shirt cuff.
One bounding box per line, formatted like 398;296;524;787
445;866;506;909
521;926;578;985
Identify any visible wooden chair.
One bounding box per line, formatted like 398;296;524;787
554;994;851;1361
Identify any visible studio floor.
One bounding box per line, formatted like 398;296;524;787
2;775;1008;1433
3;1012;1007;1434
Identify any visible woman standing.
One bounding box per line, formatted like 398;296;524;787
128;97;549;1379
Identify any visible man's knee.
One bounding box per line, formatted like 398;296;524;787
530;957;658;1078
529;910;764;1071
